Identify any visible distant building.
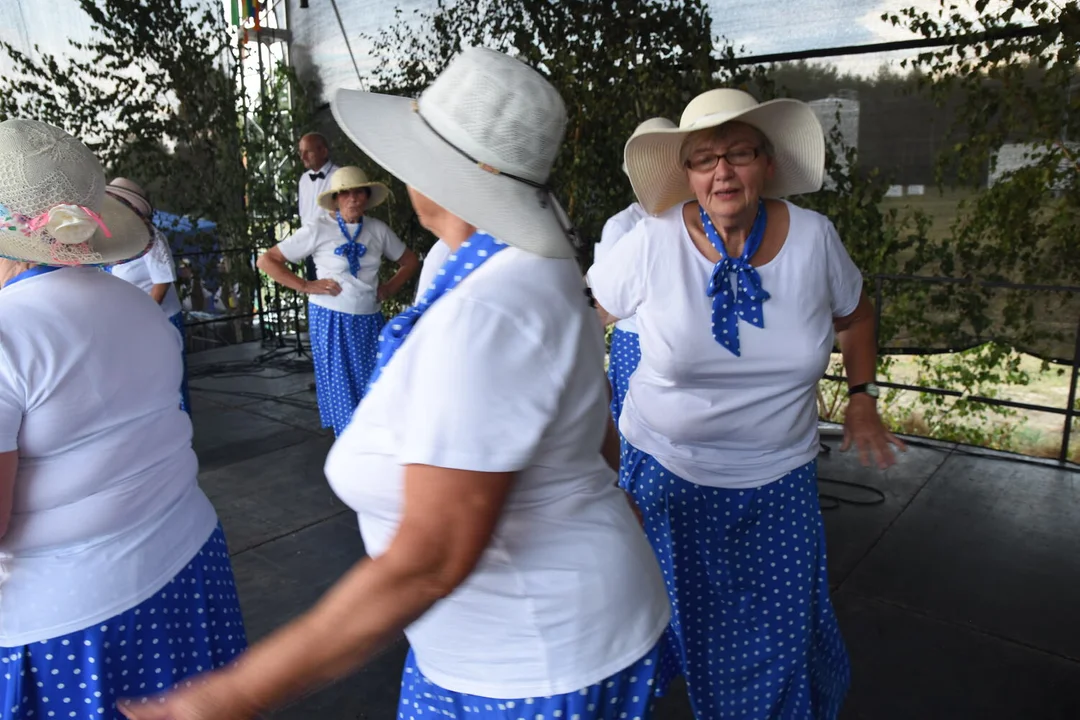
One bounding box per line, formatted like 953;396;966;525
809;95;860;189
988;141;1078;191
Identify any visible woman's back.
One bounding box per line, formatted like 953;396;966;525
327;248;670;698
0;266;216;645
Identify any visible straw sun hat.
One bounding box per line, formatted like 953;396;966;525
330;46;575;259
623;117;677;175
624;88;827;215
316;166;391;212
0;119;153;265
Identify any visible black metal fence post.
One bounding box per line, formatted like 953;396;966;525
1059;314;1080;463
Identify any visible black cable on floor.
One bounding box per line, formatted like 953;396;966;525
816;442;887;511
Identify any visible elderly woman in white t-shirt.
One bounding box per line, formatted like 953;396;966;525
257;166;419;436
121;47;670;720
0;119;246;719
105;178;192;414
588;89;907;719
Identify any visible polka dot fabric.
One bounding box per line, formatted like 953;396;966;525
621;450;850;719
701;201;770;358
397;641;664;720
369;231;508;387
167;311;191;416
0;525;247;720
308;304;383;436
607;326;641;461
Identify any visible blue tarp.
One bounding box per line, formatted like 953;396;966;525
152;210;223;289
153;210;217;251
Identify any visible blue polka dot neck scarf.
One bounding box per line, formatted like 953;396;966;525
368;231;509;386
334;211;366;276
700;201;770;357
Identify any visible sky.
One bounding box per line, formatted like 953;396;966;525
0;0;1001;103
284;0;961;101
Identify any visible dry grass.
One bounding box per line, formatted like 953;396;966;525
821;351;1080;462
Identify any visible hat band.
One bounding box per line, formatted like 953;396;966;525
410;102;582;252
411;101;550;193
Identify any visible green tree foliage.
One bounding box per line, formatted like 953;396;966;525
883;0;1080;343
362;0;721;264
0;0;243;226
0;0;317;328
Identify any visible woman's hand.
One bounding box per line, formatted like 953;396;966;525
122;464;513;719
303;278;342;296
118;672;259;720
840;395;906;469
378;249;420;303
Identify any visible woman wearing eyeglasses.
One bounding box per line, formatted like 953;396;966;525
256;166;420;436
588;89;906;719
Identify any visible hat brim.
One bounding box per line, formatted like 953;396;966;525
105;185;153;219
0;194;153;265
625;99;825;215
316;182;391;212
331;88;575;259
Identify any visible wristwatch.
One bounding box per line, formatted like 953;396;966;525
848;382;881;399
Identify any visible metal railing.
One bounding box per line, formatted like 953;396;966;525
825;274;1080;464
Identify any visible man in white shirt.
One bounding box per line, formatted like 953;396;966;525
297;132;339;280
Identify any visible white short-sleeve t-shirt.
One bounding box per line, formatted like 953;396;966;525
277;214;407;315
413;238;451;304
0;267;217;645
588;201;863;489
108;228;183;317
594;202;647;333
325;247;670;699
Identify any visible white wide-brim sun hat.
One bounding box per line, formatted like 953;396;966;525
625;88;826;215
0;119;153;265
316;165;391;212
331;46;576;259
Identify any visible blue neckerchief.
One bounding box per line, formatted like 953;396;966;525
334;211;367;276
700;201;770;356
5;265;61;288
368;231;508;387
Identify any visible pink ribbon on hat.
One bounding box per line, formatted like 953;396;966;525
21;204;112;238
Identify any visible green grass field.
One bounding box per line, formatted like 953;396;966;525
880;187;978;243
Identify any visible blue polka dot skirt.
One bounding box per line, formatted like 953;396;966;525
0;524;247;720
607;327;641;429
167;311;191;416
621;450;850;719
398;640;664;720
307;304;384;436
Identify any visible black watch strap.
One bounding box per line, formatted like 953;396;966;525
848;382;880;399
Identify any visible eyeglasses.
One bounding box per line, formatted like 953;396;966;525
685;147;761;173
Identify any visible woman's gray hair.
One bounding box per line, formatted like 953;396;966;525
679;123;776;166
